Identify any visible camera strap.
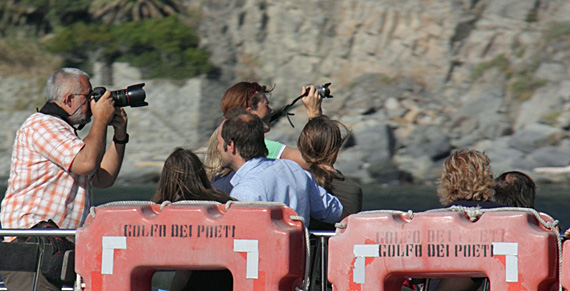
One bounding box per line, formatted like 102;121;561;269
37;102;81;134
264;91;308;127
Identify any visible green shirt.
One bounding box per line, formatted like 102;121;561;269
264;138;286;159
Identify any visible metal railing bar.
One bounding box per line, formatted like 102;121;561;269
0;286;73;291
308;230;335;237
0;229;76;237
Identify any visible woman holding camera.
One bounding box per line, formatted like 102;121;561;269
207;82;324;190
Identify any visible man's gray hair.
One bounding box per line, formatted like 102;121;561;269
46;68;90;102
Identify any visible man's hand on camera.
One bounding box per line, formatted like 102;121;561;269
90;90;115;125
301;85;323;119
110;108;128;139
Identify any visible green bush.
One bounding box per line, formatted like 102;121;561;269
44;16;212;79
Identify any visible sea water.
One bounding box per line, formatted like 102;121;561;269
0;183;568;231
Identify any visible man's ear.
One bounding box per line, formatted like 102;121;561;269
62;94;74;108
228;140;237;155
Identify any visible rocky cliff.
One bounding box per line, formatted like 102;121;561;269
195;0;570;185
2;0;570;186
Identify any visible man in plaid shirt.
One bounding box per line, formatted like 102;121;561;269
0;67;128;290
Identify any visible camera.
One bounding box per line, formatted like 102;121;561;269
90;83;148;107
315;83;333;98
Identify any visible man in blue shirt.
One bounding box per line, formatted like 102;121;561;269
217;107;343;226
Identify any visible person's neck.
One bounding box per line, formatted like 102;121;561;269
38;102;73;126
232;157;246;171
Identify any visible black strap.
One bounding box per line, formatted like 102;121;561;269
37;103;81;133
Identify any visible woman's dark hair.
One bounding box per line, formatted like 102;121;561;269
494;171;536;208
220;81;275;114
297;115;349;192
151;147;234;204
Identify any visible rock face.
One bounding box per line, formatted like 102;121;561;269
2;0;570;185
194;0;570;185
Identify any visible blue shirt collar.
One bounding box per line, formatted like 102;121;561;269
231;157;267;186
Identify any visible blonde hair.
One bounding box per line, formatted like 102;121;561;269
436;149;495;205
204;126;232;180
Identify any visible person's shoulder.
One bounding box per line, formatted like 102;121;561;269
272;158;307;174
276;158;301;167
244;157;273;168
231;172;267;198
447;199;506;209
264;138;284;147
332;175;363;193
247;158;304;179
19;112;56;131
264;139;286;159
26;112;67;128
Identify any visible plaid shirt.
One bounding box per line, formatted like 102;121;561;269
1;112;90;234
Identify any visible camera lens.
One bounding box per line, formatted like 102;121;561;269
89;83;147;108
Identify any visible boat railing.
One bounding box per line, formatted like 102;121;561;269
308;230;335;290
0;229;76;291
0;228;335;291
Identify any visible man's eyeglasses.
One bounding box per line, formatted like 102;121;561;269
72;91;91;98
72;92;91;105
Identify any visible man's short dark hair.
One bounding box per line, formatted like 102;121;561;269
494;171;536;208
221;107;268;160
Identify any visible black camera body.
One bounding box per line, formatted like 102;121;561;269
90;83;148;107
315;83;333;98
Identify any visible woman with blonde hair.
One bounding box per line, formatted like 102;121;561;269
434;149;505;291
436;148;503;208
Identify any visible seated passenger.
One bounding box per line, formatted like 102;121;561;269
208;81;325;192
217;107;343;227
493;171;535;208
297;115;362;230
434;149;505;291
437;149;505;209
151;147;234;204
205;126;235;194
151;147;234;291
220;81;324;166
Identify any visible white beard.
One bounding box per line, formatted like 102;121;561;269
68;110;91;125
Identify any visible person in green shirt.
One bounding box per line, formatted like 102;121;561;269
220;81;322;163
207;81;324;191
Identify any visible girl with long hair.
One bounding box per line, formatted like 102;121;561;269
297;115;362;229
151;147;234;204
151;147;234;291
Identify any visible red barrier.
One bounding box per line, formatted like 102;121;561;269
75;201;305;290
561;240;570;289
328;209;558;291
